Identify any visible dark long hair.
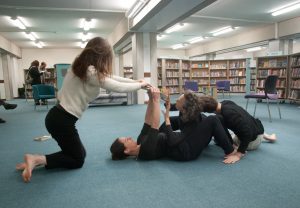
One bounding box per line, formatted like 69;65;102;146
72;37;113;81
198;95;218;113
181;91;203;122
30;60;39;68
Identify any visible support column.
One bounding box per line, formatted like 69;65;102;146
1;54;13;99
268;39;293;55
132;32;157;104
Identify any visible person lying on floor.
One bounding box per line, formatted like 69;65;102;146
198;95;277;164
0;99;17;123
110;87;235;162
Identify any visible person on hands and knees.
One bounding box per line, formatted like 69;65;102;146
198;95;277;164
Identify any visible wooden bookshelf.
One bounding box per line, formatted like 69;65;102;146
257;56;288;99
289;53;300;102
250;67;257;92
209;60;228;89
165;59;180;94
190;60;209;92
181;60;191;92
228;59;246;93
157;59;162;89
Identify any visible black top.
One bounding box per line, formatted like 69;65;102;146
29;66;42;85
220;100;264;153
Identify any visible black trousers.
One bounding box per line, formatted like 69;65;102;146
45;105;86;169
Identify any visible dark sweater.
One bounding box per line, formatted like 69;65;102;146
220;100;264;153
29;66;42;85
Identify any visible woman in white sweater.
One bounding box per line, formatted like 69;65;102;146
16;37;149;182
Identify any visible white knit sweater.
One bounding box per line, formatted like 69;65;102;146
58;65;142;118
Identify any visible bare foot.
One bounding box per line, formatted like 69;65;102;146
264;133;277;143
22;154;45;182
16;163;26;171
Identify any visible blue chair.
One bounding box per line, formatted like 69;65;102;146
244;75;281;122
216;80;230;98
32;84;56;110
184;81;198;92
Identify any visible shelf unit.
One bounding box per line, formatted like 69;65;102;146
165;59;180;94
181;60;191;91
123;66;133;79
228;59;246;93
250;67;257;92
190;60;209;92
209;60;228;88
157;59;162;89
289;53;300;102
257;56;288;99
24;68;56;99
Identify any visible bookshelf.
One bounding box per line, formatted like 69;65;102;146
123;66;133;79
190;60;209;92
24;68;56;99
228;59;246;93
209;60;228;88
257;56;288;99
165;59;180;94
289;53;300;102
250;67;257;92
157;59;162;89
181;60;191;92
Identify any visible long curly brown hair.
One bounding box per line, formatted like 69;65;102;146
181;91;203;122
72;37;112;81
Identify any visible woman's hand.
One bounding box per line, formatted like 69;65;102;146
138;79;152;90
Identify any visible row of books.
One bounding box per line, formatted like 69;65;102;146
166;71;179;77
257;69;286;77
229;77;246;84
166;79;179;85
190;79;209;85
257;80;286;88
191;63;209;68
230;86;245;92
182;72;190;77
210;71;227;77
229;61;246;69
229;70;245;76
166;62;179;69
291;68;300;77
210;64;227;69
291;57;300;66
191;72;209;77
182;63;190;69
290;80;300;89
258;59;288;68
168;87;180;94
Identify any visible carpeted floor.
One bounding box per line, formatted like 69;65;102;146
0;95;300;208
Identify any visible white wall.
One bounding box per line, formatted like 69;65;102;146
0;35;21;58
293;39;300;54
157;48;187;59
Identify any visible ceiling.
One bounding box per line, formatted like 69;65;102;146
0;0;299;50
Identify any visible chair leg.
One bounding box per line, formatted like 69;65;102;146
253;100;257;117
277;100;282;119
246;99;249;110
266;98;272;122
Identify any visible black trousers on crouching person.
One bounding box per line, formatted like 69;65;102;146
45;105;86;169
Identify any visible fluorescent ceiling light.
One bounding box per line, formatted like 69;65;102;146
127;0;146;18
11;17;26;29
172;43;188;50
81;18;94;31
211;26;234;36
165;23;185;34
81;32;90;42
34;41;43;48
246;46;265;52
23;32;36;41
157;34;165;40
188;36;204;44
271;2;300;16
